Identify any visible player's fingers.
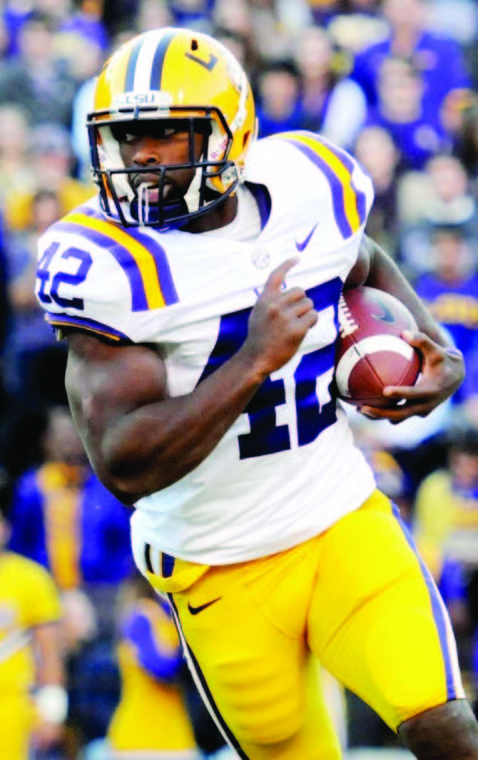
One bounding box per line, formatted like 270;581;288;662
301;309;319;328
388;402;434;423
263;258;298;292
282;291;316;317
401;330;440;356
294;298;317;319
359;406;393;420
359;401;430;423
383;384;435;400
282;286;308;303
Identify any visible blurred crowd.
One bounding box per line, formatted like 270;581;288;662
1;0;478;758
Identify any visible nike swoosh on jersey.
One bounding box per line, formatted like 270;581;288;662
295;223;318;252
188;597;222;615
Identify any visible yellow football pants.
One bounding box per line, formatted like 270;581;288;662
141;491;464;760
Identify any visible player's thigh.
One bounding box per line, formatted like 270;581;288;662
169;564;341;760
307;490;464;731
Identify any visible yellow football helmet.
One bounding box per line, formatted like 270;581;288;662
87;27;257;228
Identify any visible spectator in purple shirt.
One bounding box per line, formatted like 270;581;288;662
351;0;471;128
256;60;305;138
365;56;451;171
414;223;478;403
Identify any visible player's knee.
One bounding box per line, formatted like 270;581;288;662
399;699;478;759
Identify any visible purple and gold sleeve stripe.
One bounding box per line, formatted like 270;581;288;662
277;132;369;239
54;210;178;312
46;313;132;342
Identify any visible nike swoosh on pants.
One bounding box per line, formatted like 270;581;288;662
188;597;222;615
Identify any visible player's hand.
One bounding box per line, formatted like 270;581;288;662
243;258;318;376
359;331;465;424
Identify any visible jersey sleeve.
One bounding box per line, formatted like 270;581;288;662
35;203;178;343
274;131;374;244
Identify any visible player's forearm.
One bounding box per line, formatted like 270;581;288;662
73;347;268;504
33;624;68;730
363;236;451;347
33;624;65;688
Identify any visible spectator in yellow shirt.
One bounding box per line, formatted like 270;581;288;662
0;503;67;759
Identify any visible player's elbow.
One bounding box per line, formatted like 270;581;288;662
97;454;149;504
92;443;148;505
93;463;143;505
107;479;143;506
98;444;175;505
97;428;196;503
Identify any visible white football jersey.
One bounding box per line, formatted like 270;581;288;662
36;131;377;564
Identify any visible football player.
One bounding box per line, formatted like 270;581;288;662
0;508;66;759
35;27;477;760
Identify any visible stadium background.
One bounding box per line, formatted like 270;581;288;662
1;1;478;758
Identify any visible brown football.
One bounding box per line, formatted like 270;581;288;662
335;286;422;407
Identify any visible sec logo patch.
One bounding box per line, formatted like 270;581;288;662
251;249;270;269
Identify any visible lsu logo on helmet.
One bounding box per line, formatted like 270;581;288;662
113;91;173;108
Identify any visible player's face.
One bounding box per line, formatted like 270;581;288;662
112;120;204;204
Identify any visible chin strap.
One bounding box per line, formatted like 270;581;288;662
137;183;150;226
184;165;203;215
132;166;204;228
130;193;189;229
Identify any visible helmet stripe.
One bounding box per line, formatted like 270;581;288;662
149;28;177;90
124;36;144;92
134;31;167;90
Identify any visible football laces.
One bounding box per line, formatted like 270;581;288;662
338;294;359;337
